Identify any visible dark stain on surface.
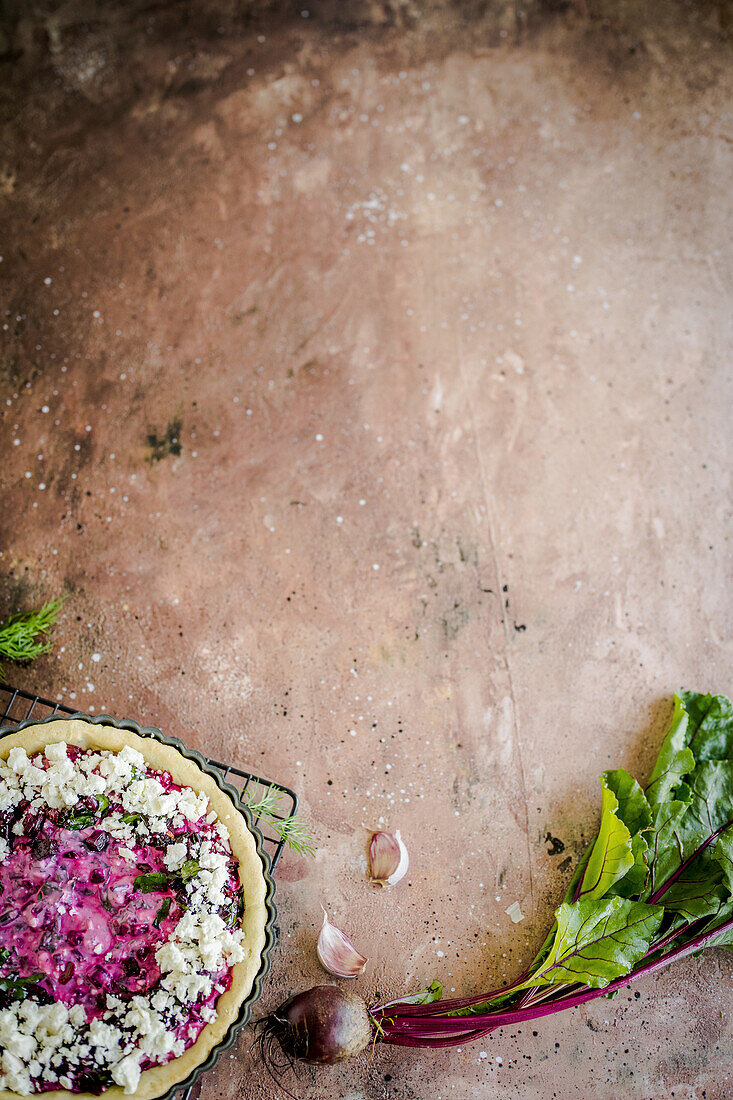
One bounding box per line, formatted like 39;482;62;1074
450;756;482;811
0;574;41;620
545;832;565;854
231;304;258;324
146;417;182;462
440;600;470;639
0;353;22;388
456;536;478;566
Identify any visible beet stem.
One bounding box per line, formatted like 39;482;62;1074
374;913;733;1046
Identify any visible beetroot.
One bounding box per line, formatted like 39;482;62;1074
266;985;372;1066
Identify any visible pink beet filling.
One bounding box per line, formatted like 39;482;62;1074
0;749;244;1092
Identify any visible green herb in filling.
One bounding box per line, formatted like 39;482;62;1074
153;897;172;928
179;859;200;883
133;872;169;893
65;811;96;830
0;973;47;1003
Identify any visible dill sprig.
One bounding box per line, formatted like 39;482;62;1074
0;597;66;680
242;783;316;858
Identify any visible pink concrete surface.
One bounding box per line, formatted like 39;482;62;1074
1;2;731;1097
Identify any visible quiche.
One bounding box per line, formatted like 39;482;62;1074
0;718;270;1100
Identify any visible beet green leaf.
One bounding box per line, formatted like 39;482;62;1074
519;897;663;990
712;826;733;893
605;768;652;835
679;690;733;763
608;832;649;899
576;776;635;901
645;694;695;809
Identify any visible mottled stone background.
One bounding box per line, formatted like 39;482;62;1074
1;1;731;1097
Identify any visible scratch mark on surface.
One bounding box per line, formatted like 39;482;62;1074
291;298;344;355
454;335;535;915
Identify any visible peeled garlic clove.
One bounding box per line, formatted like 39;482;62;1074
369;829;409;887
317;908;368;978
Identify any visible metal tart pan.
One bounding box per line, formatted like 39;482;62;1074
0;711;277;1100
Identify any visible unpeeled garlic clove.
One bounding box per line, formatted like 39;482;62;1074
369;829;409;887
316;907;368;978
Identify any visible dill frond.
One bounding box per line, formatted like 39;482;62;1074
242;783;316;857
0;597;66;680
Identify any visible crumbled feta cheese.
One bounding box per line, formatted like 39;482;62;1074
0;1011;24;1054
88;1019;123;1061
100;814;135;842
99;754;133;786
118;745;145;771
5;1032;35;1061
156;942;186;972
198;841;227;872
44;741;68;763
18;1002;42;1031
150;990;173;1013
79;753;102;773
162;971;213;1004
121;777;178;818
175;790;209;825
124;999;179;1059
43;1002;69;1034
164;842;187;871
22;765;47;789
156;904;247;1004
111;1052;142;1094
0;784;23;813
2;1052;32;1094
84;772;107;794
7;747;30;774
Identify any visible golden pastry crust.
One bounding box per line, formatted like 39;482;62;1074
0;719;268;1100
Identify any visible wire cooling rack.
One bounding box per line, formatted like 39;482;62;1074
1;684;295;1099
0;684;298;872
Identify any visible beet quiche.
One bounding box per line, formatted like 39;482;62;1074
0;719;270;1099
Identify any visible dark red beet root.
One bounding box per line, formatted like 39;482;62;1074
272;984;373;1065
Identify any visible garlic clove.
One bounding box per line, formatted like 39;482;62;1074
316;907;368;979
369;829;409;887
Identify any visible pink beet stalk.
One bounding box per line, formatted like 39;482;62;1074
371;914;733;1047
